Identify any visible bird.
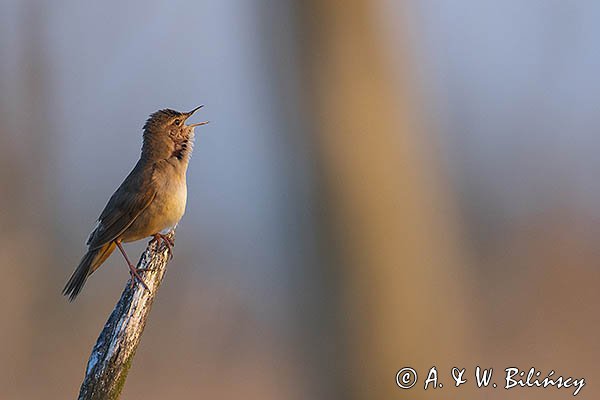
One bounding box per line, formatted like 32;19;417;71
63;106;208;301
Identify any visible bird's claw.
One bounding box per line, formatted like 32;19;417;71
151;233;174;260
128;267;150;291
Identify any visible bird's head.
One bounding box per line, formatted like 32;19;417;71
141;106;208;161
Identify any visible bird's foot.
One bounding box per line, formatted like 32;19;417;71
128;264;150;291
115;239;150;291
151;233;174;260
124;266;149;291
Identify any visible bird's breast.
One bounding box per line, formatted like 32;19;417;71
155;173;187;230
121;169;187;243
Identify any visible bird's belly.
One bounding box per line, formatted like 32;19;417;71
122;177;187;242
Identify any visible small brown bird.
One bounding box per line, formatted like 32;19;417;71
63;106;208;301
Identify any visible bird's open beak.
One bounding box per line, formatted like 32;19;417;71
186;105;204;116
189;121;210;127
185;105;209;127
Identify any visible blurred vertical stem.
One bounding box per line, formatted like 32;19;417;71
77;232;174;400
296;2;471;399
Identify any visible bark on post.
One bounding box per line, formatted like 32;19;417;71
77;231;175;400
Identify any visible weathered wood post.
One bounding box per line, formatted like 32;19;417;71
77;231;174;400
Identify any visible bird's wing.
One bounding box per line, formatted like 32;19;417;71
86;160;158;249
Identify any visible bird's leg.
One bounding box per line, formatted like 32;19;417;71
115;240;149;291
139;233;174;272
150;233;174;260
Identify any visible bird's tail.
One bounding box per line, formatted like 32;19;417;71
63;242;116;301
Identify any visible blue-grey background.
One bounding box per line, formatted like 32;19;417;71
1;1;598;399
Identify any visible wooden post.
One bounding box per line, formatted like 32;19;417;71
77;231;174;400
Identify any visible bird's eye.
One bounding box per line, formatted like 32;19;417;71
174;119;181;126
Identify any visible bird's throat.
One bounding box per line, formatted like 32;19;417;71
172;138;193;161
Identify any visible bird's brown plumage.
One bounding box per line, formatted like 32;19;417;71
63;107;206;301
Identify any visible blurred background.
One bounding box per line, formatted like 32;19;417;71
0;0;598;399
